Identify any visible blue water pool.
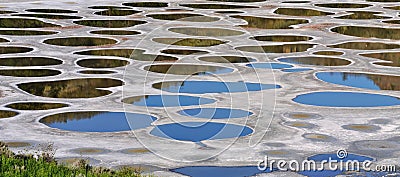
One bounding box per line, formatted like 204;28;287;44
40;111;156;132
123;95;216;107
278;56;351;66
150;122;253;142
316;72;400;91
293;92;400;107
171;166;273;177
178;108;252;119
246;62;293;69
152;81;281;94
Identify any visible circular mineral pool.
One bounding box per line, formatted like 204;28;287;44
246;62;293;69
123;95;216;107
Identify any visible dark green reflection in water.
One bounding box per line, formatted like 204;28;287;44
0;11;16;14
75;49;178;61
0;110;18;118
335;11;390;20
90;30;140;35
0;30;58;36
77;59;129;68
0;57;62;66
123;2;168;7
251;35;312;42
153;38;226;47
215;11;244;14
361;52;400;67
313;51;344;56
236;44;316;53
315;3;371;8
180;4;257;9
383;20;400;25
0;38;9;42
26;9;77;13
144;64;233;75
43;37;117;47
329;42;400;50
332;26;400;40
161;49;208;55
94;9;141;16
198;56;255;63
278;56;351;66
13;14;82;19
74;20;146;28
88;6;131;9
0;69;61;77
0;47;33;54
6;102;68;110
17;78;123;98
169;27;244;36
0;18;60;28
384;6;400;10
147;13;219;22
274;8;334;16
78;70;116;74
231;15;308;29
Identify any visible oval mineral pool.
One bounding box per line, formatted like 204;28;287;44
293;92;400;107
0;57;62;66
43;37;118;47
308;153;373;162
77;58;129;68
152;81;281;94
178;108;252;119
246;62;293;69
316;72;400;91
40;111;156;132
171;166;272;177
123;95;216;107
144;64;233;75
278;56;351;66
150;122;253;142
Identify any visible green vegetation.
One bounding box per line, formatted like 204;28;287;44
0;142;147;176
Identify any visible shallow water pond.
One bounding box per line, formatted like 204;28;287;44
169;27;244;36
6;102;68;110
278;56;351;66
74;20;146;28
232;15;308;29
77;59;129;68
144;64;233;75
43;37;118;47
123;95;216;107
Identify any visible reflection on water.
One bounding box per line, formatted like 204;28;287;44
315;3;371;8
26;9;78;13
153;38;226;47
144;64;233;75
43;37;118;47
123;95;216;107
17;78;123;98
77;59;129;68
74;20;146;28
316;72;400;91
329;42;400;50
90;30;140;35
0;30;58;36
293;92;400;107
153;80;281;94
232;15;308;29
161;49;208;55
0;47;33;54
88;6;131;9
150;122;253;142
171;166;272;177
335;11;390;20
246;62;293;69
198;56;255;63
178;108;252;119
122;2;168;7
13;14;82;19
236;44;315;53
94;9;141;16
0;18;60;28
312;51;343;56
278;56;351;66
274;8;334;16
0;110;18;118
75;48;178;61
169;27;244;36
331;26;400;40
361;52;400;67
147;13;219;22
78;70;116;74
251;35;312;42
0;69;61;77
180;3;257;9
40;111;156;132
6;102;68;110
